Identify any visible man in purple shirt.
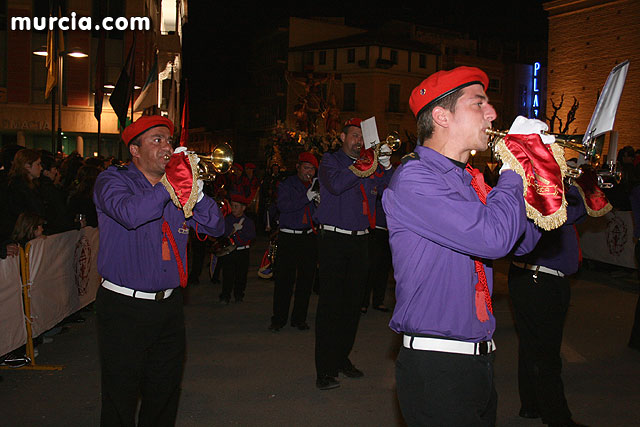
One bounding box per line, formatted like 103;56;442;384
314;118;393;390
382;67;540;425
509;185;587;427
269;152;319;332
93;115;224;426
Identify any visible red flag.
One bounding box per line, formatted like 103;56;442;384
179;81;189;147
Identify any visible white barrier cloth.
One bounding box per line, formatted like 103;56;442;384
578;210;636;269
0;255;26;356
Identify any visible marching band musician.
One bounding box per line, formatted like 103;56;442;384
268;152;319;332
313;118;394;390
382;67;541;425
508;183;588;427
219;193;256;304
93;115;225;426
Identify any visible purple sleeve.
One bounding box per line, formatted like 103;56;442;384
277;178;312;213
513;220;542;256
565;185;588;225
93;170;170;230
188;195;225;237
388;168;528;259
319;153;361;195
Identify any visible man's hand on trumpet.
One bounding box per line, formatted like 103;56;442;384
509;115;555;145
378;143;393;170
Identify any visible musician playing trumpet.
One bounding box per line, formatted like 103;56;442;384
314;118;394;390
382;67;541;425
93;115;225;425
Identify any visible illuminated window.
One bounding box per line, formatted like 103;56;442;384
161;0;177;35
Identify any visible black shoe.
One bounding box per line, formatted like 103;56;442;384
0;351;30;368
291;321;310;330
339;364;364;378
268;322;284;332
372;305;390;313
519;408;540;419
316;375;340;390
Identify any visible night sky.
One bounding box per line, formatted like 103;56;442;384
182;1;548;129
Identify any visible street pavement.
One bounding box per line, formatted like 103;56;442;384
1;234;639;426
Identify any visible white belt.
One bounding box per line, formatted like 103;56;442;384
320;225;369;236
403;335;496;356
236;245;250;250
101;280;174;301
375;226;388;231
512;262;565;277
280;228;313;234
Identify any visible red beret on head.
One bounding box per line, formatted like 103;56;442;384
344;118;362;128
298;152;318;169
122;115;174;146
245;162;256;170
232;163;243;172
230;193;247;204
409;66;489;117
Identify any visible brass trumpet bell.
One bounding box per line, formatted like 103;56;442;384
374;131;401;155
197;142;234;181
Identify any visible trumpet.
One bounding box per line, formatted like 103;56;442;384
196;142;234;181
484;128;620;188
373;132;402;157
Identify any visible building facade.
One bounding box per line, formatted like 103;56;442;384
544;0;639;157
0;0;186;158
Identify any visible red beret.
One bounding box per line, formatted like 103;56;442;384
344;118;362;128
232;163;243;172
245;163;256;170
230;193;247;204
122;115;174;146
409;66;489;117
298;152;318;169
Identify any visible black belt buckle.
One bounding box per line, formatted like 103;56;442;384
478;341;489;355
155;290;165;301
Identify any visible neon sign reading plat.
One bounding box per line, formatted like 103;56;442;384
532;62;540;118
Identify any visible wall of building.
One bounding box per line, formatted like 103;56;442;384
545;0;639;155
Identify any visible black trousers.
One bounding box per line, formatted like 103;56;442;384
187;232;207;284
508;264;572;425
362;228;392;308
272;232;317;326
396;347;497;426
315;230;369;376
96;286;185;427
220;248;250;301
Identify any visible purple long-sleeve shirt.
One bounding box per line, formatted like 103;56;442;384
94;163;224;292
277;175;316;230
382;145;540;342
514;184;587;276
224;213;256;246
315;149;393;231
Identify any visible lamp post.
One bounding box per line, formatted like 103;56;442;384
34;45;88;154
